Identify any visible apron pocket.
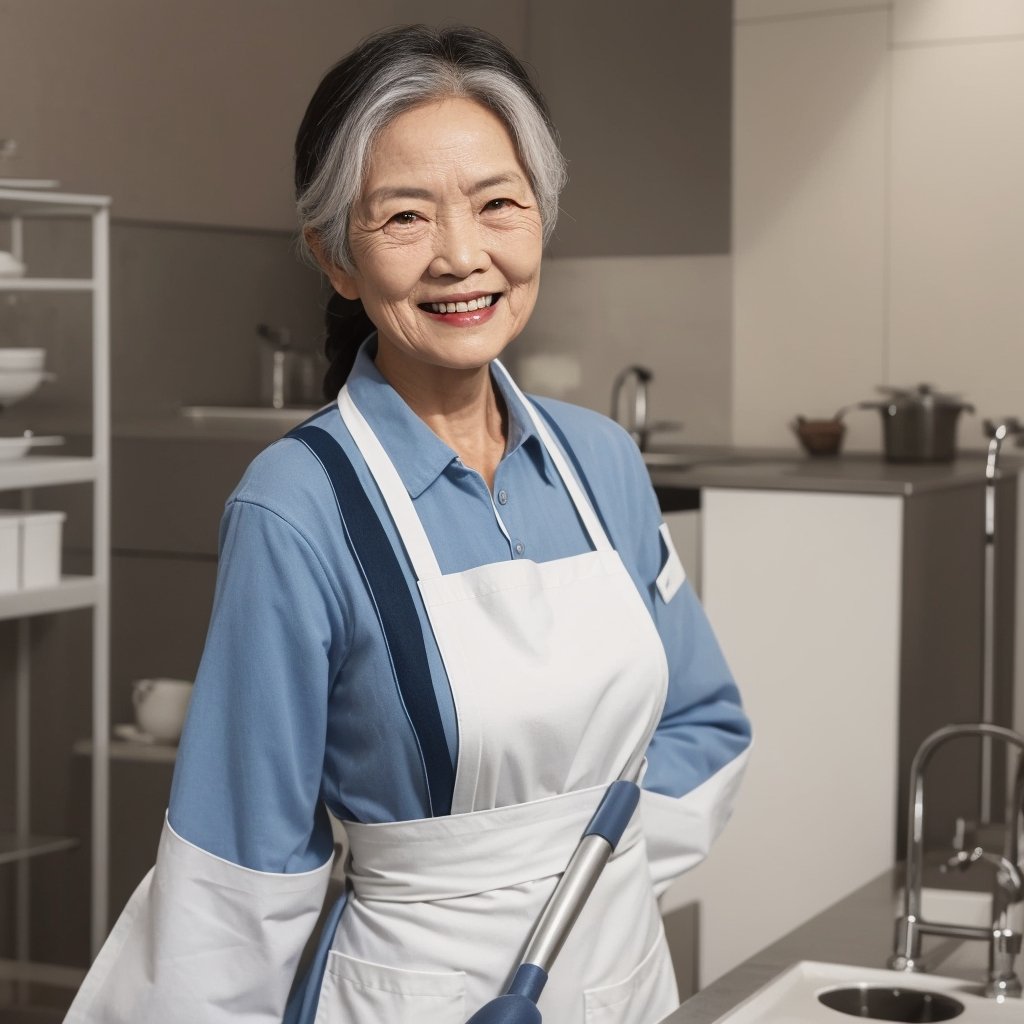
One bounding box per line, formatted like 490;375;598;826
583;934;678;1024
316;950;466;1024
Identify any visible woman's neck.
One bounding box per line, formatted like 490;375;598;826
373;347;509;491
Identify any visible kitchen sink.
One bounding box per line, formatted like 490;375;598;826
714;961;1005;1022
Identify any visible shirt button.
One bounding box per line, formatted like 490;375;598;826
497;489;509;505
514;541;525;556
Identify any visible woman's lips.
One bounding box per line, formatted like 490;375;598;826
418;293;501;326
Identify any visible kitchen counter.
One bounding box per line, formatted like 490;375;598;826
647;446;1024;499
658;867;990;1024
17;411;1023;495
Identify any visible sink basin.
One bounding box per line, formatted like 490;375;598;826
818;984;964;1020
713;961;1005;1022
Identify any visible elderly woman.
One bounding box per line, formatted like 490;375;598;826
67;24;750;1024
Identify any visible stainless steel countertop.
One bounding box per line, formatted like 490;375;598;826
658;870;897;1023
13;412;1022;495
648;447;1024;497
656;867;999;1024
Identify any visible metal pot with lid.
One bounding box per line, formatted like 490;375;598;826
859;384;974;463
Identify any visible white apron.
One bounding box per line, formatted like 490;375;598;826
315;367;677;1023
66;362;750;1024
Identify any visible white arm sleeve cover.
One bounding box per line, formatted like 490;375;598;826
641;745;751;898
65;817;332;1024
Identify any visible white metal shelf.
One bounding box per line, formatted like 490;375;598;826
0;278;95;291
1;185;111;964
0;833;79;867
0;576;99;621
0;456;98;491
73;738;177;765
0;188;110;217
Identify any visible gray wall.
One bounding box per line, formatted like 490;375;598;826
532;0;731;257
2;0;730;257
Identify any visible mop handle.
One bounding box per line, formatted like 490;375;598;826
504;776;642;1004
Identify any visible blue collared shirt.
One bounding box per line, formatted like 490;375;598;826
169;340;750;872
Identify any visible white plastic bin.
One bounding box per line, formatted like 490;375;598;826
0;512;18;593
0;509;66;589
21;511;65;588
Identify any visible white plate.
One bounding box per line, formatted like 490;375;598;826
113;723;159;745
0;178;60;189
0;251;26;278
0;434;65;460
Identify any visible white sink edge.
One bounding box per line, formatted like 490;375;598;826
714;959;1005;1023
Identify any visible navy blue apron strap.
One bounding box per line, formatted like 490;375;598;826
282;890;347;1024
531;401;614;545
287;424;455;819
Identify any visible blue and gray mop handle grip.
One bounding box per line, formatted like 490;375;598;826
466;778;641;1022
581;779;642;846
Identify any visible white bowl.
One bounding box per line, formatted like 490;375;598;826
0;348;45;371
0;368;48;406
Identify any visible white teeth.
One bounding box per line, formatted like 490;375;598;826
427;294;496;313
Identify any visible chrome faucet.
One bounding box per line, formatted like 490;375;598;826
611;366;653;450
889;723;1024;999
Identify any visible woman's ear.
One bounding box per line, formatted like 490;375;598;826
305;228;360;301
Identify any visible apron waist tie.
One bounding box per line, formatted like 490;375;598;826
343;783;643;903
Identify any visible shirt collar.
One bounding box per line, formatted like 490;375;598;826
345;336;552;499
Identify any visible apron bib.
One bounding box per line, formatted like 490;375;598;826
313;363;677;1024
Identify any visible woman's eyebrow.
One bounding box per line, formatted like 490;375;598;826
364;186;435;206
364;173;526;208
469;172;525;194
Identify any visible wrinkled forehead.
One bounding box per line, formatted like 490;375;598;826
360;97;529;199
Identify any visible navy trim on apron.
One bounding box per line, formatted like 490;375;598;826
286;424;455;819
531;401;614;545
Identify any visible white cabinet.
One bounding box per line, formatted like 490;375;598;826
0;187;110;987
660;488;904;986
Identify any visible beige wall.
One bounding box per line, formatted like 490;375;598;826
733;0;1024;450
511;255;732;444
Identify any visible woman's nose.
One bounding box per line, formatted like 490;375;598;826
428;215;491;278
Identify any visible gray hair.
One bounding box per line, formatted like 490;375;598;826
295;34;567;274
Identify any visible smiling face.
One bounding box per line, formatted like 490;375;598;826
320;96;544;382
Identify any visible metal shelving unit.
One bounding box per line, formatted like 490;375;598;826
0;187;110;980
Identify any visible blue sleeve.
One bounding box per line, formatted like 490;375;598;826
168;497;343;872
643;578;752;798
633;468;752;798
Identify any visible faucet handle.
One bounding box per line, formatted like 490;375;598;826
942;846;1024;899
952;816;967;853
256;323;292;350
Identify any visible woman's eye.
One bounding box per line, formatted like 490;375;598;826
388;211;420;227
483;198;515;212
